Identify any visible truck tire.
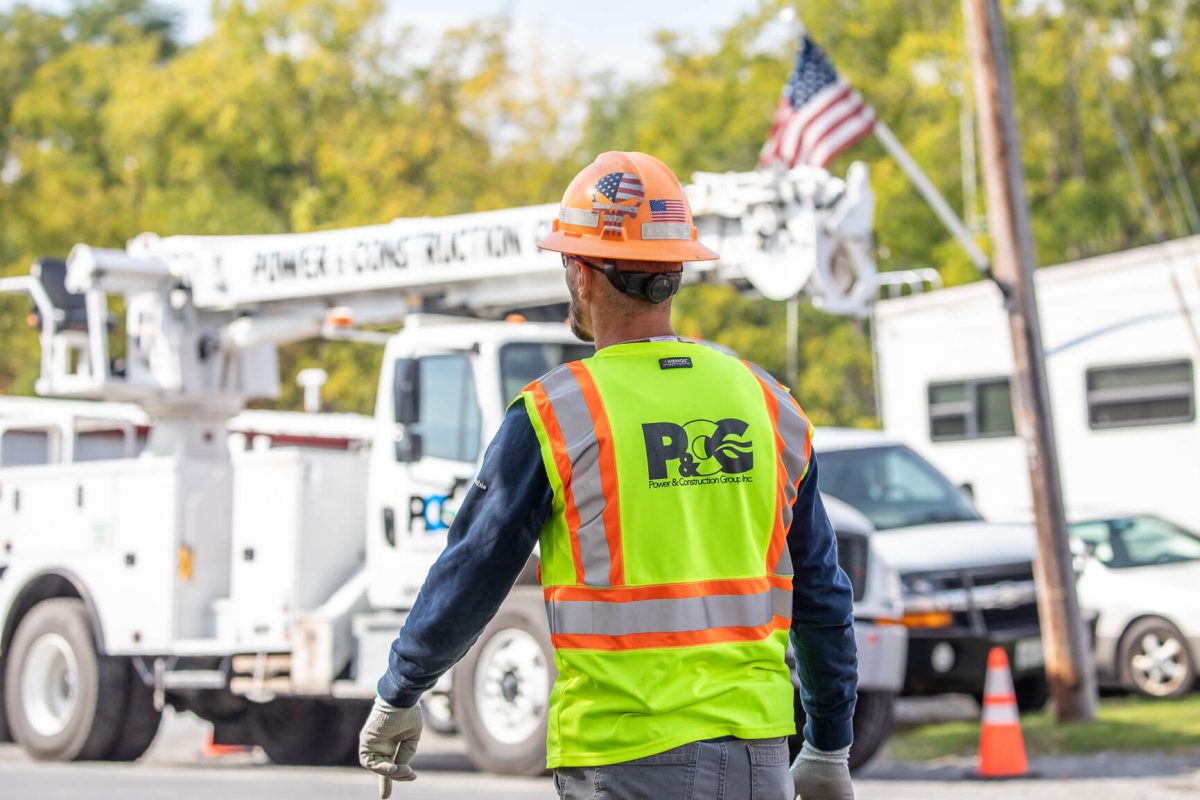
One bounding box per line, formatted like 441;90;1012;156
102;662;163;761
0;662;11;743
250;697;364;766
3;598;127;761
848;690;894;771
1119;616;1196;699
453;587;554;776
1014;675;1049;712
787;689;895;772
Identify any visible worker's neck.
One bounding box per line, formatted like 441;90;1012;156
592;310;675;351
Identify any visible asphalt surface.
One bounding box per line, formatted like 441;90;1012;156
1;705;1198;799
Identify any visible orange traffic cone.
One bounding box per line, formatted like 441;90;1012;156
977;646;1029;778
204;730;251;757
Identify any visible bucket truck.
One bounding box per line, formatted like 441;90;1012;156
0;164;905;772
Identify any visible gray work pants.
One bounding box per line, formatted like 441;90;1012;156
553;737;792;800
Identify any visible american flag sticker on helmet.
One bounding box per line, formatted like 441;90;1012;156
649;199;687;222
596;172;645;203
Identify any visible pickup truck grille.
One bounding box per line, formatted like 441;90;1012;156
905;561;1040;634
834;532;868;601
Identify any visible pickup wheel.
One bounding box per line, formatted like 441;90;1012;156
453;587;554;776
1014;675;1049;713
102;662;163;761
1120;617;1195;699
848;690;894;771
3;599;127;761
787;689;895;772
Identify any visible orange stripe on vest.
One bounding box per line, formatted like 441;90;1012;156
529;381;586;584
568;361;625;586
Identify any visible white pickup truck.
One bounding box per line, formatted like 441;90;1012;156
811;428;1049;710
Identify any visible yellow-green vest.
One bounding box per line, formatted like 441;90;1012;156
515;340;813;767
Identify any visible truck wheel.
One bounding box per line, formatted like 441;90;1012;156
0;662;11;743
848;691;894;771
1014;675;1049;712
3;598;127;761
250;697;362;766
453;587;553;776
787;690;895;772
102;662;163;761
420;691;458;735
1120;617;1195;699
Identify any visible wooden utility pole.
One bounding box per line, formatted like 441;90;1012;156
962;0;1098;722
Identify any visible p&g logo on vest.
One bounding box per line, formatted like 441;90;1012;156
642;418;754;487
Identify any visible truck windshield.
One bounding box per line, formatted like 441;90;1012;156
816;445;981;531
498;342;594;408
1070;516;1200;569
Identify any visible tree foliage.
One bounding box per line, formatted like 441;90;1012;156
1;0;1196;426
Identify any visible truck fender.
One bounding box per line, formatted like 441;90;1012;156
1;569;107;658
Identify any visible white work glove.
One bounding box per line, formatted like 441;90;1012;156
359;696;424;798
791;741;854;800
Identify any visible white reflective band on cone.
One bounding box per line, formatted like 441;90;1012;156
984;661;1016;698
981;700;1019;726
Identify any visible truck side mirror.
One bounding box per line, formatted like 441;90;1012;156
958;482;975;504
394;358;420;426
395;430;423;463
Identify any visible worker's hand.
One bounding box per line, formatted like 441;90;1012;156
359;696;423;798
791;741;854;800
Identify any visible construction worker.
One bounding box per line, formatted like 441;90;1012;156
359;152;858;800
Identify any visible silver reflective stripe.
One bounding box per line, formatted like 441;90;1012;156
540;365;613;587
560;207;600;227
641;221;691;240
549;587;791;636
744;362;810;577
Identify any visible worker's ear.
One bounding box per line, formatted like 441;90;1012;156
575;258;594;302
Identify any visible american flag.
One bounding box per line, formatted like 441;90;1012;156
594;171;644;235
758;35;876;169
595;172;644;204
649;198;687;222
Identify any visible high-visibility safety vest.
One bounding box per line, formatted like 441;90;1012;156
514;340;813;768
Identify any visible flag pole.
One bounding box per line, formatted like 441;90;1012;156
872;120;991;272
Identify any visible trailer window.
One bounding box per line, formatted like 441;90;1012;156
1086;360;1194;429
927;378;1015;441
411;355;483;462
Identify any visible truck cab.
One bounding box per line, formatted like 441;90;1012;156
365;317;592;610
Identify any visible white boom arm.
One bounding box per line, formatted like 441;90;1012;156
2;164;877;412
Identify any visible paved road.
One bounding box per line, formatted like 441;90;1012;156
1;708;1198;799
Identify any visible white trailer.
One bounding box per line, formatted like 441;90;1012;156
0;164;905;772
873;235;1200;530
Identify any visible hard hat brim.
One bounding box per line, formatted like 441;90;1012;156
537;230;720;263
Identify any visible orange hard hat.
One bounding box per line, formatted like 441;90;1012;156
537;151;719;263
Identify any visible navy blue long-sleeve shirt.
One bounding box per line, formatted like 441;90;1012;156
378;404;858;751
